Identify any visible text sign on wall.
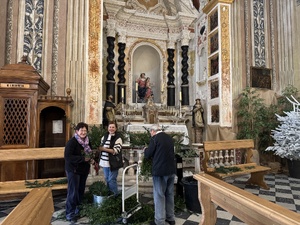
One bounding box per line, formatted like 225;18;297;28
0;83;30;88
53;120;63;134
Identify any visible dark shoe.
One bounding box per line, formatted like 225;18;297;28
166;219;175;225
67;217;77;224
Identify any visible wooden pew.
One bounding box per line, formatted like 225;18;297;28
203;139;271;189
194;173;300;225
1;188;54;225
0;147;67;195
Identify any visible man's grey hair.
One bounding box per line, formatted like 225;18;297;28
150;124;161;132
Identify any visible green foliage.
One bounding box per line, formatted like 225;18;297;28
25;178;67;188
80;195;122;225
88;125;106;149
128;131;151;147
236;85;300;152
214;166;242;174
236;87;265;141
80;194;154;225
277;84;299;113
88;181;111;196
236;87;278;151
176;148;198;158
174;195;186;213
127;204;154;224
139;157;152;181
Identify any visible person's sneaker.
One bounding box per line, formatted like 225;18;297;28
165;219;175;225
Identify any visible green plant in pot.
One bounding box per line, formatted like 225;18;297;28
88;181;112;207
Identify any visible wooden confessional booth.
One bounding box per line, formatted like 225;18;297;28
0;58;73;182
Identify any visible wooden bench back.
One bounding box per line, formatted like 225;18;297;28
202;139;255;172
203;139;254;151
194;173;300;225
1;188;54;225
0;147;67;196
0;147;64;162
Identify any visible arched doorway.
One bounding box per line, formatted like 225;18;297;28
38;106;66;178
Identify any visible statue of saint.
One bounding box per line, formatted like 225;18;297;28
136;73;147;102
102;95;116;127
192;99;204;128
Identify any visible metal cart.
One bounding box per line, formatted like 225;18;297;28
121;163;142;224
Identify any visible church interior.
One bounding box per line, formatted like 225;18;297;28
0;0;300;224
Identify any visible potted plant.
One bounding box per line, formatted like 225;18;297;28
88;181;112;206
266;99;300;178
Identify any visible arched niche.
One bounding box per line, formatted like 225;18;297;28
130;43;164;104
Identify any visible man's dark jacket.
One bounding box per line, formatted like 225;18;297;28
144;132;176;176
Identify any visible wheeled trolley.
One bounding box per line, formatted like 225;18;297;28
121;163;142;224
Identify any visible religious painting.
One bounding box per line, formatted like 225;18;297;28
210;32;219;54
210;56;219;76
210;80;219;99
250;67;272;89
211;105;219;123
209;10;218;32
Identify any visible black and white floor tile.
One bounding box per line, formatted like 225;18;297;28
0;173;299;225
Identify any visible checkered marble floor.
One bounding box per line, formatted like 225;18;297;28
0;173;299;225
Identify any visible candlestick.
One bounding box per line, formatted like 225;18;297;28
179;91;182;101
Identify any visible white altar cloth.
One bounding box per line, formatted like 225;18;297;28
125;124;189;145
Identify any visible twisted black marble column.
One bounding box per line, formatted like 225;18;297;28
117;42;126;103
106;36;116;100
167;48;175;106
181;45;189;106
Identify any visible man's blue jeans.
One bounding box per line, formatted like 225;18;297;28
153;174;175;225
65;171;88;220
102;167;119;195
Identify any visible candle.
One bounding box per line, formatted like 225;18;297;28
136;82;138;91
179;91;182;101
161;82;164;92
121;88;124;98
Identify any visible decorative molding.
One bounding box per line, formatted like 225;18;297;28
245;0;251;86
5;0;13;64
181;28;192;46
23;0;44;73
220;4;231;125
51;0;59;96
23;1;34;58
33;0;44;73
106;19;116;37
253;0;266;67
88;0;102;124
270;0;276;90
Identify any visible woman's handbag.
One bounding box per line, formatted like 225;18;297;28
109;151;123;171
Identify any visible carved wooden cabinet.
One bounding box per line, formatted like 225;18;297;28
0;59;73;181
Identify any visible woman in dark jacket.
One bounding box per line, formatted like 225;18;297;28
64;122;95;223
